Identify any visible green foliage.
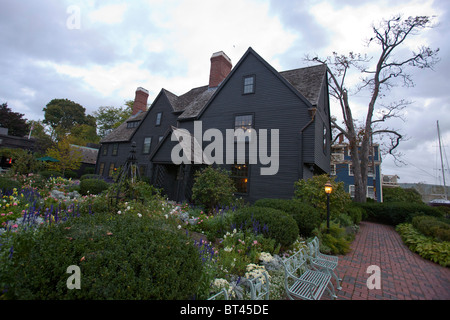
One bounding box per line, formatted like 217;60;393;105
0;102;29;137
356;201;442;226
192;166;237;212
79;178;109;196
312;222;351;255
294;174;352;221
412;215;450;242
382;187;423;204
254;198;321;237
38;170;63;179
232;206;299;248
80;174;103;181
2;214;203;299
0;177;21;192
396;223;450;267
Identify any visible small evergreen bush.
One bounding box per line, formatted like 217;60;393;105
254;198;321;237
232;206;299;248
79;178;109;195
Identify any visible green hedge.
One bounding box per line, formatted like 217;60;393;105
232;206;299;248
254;198;321;237
356;202;442;226
412;215;450;242
2;214;203;299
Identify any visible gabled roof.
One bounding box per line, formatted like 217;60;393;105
100;47;327;143
100;111;146;143
280;64;327;107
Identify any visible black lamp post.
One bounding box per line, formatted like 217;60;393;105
324;181;333;232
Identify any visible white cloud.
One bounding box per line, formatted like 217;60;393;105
89;3;128;24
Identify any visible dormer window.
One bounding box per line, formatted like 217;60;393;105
127;121;140;128
243;75;255;94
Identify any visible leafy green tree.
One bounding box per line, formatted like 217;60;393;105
43;99;92;140
294;174;352;221
46;137;83;175
93;101;133;138
0;102;29;137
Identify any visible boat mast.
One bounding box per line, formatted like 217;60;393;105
437;120;447;200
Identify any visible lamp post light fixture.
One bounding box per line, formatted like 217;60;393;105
324;181;333;232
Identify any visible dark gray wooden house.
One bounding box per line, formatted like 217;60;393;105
96;47;331;203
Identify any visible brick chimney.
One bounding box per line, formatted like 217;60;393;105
209;51;232;88
132;87;149;115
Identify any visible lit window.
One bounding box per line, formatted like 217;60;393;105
234;114;253;142
243;75;255;94
98;163;105;176
102;145;108;156
108;163;115;177
143;137;152;154
231;164;249;194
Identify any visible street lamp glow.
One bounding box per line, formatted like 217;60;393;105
324;181;333;194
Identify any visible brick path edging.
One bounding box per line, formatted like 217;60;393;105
324;221;450;300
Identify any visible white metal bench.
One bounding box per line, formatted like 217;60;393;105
246;272;270;300
281;248;337;300
207;288;229;300
307;237;342;290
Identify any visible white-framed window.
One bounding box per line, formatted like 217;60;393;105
348;164;354;176
367;186;375;199
349;185;355;198
330;164;336;175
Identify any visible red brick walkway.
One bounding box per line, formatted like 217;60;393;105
327;221;450;300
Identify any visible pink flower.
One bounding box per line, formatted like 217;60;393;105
253;240;258;245
12;224;18;228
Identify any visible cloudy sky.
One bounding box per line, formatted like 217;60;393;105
1;0;449;186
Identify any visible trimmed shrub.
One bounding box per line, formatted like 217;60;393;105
232;206;299;248
356;202;442;226
254;198;321;237
3;214;203;299
80;174;104;181
79;178;109;195
0;176;21;192
412;215;450;242
64;170;78;179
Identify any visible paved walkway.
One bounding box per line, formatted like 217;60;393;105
326;221;450;300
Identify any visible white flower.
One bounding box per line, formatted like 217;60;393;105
164;214;168;219
137;213;142;218
224;246;233;252
177;225;182;229
117;210;121;214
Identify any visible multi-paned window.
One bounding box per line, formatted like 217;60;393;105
143;137;152;154
102;145;108;156
112;143;118;156
98;162;105;176
231;164;249;194
108;163;115;177
243;75;255;94
127;121;140;128
234;114;253;142
156;112;162;126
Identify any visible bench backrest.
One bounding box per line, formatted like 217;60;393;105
282;248;308;279
247;272;270;300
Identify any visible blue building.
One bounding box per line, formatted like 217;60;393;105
330;140;383;202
